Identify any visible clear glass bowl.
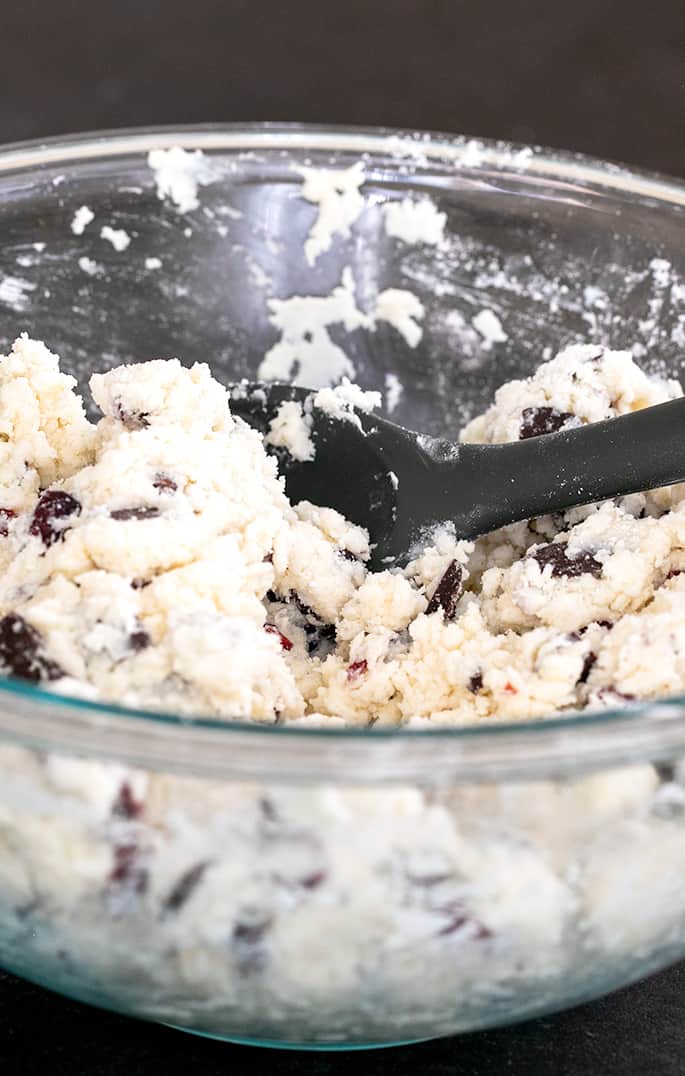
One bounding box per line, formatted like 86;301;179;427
1;124;685;1050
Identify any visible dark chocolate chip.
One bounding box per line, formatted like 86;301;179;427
110;506;161;521
531;541;603;579
519;406;576;440
116;402;149;430
163;861;209;913
655;763;676;783
426;560;463;620
0;613;64;682
339;548;359;562
577;651;597;685
468;671;484;693
129;629;151;652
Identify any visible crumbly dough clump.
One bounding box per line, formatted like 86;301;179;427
0;337;683;726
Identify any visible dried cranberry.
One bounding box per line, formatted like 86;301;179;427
347;659;368;681
231;915;271;975
152;473;177;493
163;861;209;913
233;919;270;946
595;687;637;706
107;843;148;896
437;902;493;939
503;681;518;695
116;401;149;430
110;506;161;521
30;491;81;547
530;541;603;579
0;614;63;682
666;569;684;581
129;629;151;652
300;870;327;889
519;406;576;440
264;624;293;651
111;781;144;820
0;508;16;537
577;651;597;685
426;560;463;620
468;671;484;693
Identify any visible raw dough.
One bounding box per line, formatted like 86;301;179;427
0;337;683;728
1;337;684;1041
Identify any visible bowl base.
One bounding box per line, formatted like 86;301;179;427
165;1024;432;1050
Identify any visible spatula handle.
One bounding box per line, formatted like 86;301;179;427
459;395;685;536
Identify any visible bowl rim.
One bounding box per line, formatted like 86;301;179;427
0;119;685;783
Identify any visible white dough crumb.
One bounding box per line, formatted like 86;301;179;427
313;377;381;428
383;197;446;246
144;257;162;270
78;257;101;277
71;206;95;236
258;271;424;387
147;147;220;214
374;289;425;348
266;400;315;462
384;372;404;414
100;227;131;252
472;309;508;349
300;162;365;266
258;267;369;387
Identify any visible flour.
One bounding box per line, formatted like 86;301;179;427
0;277;36;311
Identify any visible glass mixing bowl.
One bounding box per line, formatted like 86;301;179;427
1;124;685;1050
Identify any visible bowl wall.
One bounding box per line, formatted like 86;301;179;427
1;125;685;1046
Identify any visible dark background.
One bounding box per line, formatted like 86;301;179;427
2;0;685;1072
3;0;685;176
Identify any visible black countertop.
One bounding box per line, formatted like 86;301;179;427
2;0;685;1071
3;962;685;1076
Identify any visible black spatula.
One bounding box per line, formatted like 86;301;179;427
230;382;685;570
